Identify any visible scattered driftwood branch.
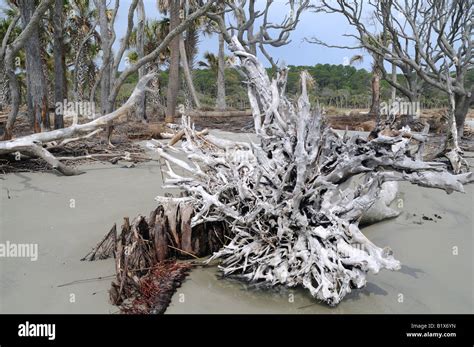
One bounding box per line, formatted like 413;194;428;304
147;37;473;306
178;109;253;118
45;129;103;149
81;224;117;261
168;128;209;146
55;151;151;162
0;73;155;175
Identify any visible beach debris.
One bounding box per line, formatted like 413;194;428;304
81;225;116;261
82;200;227;313
120;261;191;314
0;74;156;176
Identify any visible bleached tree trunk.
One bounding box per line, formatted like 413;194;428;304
165;0;181;123
369;65;381;123
96;0;113;115
53;0;65;129
19;0;49;132
391;45;396;102
179;35;201;109
0;69;7;112
136;0;147;122
216;32;226;111
247;23;257;56
442;66;470;174
454;89;472;138
0;13;20;112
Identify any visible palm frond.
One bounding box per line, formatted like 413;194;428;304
349;54;364;65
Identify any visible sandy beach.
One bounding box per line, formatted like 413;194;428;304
0;130;472;314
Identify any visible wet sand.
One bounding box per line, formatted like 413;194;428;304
0;131;472;313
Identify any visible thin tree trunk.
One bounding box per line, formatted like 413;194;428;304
136;0;147;122
20;0;49;132
179;35;201;109
165;0;181;123
370;66;381;124
95;0;116;144
454;90;472;138
0;13;20;112
247;23;257;56
216;32;226;111
3;60;20;140
391;45;396;102
0;69;6;111
53;0;65;129
96;0;112;115
25;65;34;125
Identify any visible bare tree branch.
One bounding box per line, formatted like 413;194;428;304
207;0;311;69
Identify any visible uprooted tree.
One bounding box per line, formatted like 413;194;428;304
85;37;473;308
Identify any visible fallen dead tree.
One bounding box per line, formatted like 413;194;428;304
0;73;155;175
178;109;253;118
145;37;473;306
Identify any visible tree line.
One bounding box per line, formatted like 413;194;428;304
119;62;473;111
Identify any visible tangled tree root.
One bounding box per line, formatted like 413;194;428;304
146;37;473;306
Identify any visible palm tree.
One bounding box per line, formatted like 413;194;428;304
52;0;65;128
199;51;234;72
128;19;170;58
215;26;226;111
158;0;208;117
198;51;233;108
179;23;201;109
127;18;171;120
198;52;219;71
157;0;180;122
67;0;99;102
199;4;228;110
350;33;387;124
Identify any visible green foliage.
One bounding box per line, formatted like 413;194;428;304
115;65;474;110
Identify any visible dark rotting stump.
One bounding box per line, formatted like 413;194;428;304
82;199;228;314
